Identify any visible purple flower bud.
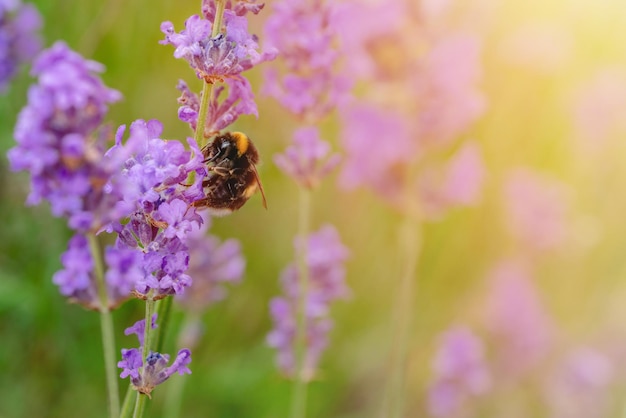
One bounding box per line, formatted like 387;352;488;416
267;224;349;379
0;0;41;92
118;348;142;380
274;126;340;189
119;316;192;396
123;314;158;347
176;76;258;136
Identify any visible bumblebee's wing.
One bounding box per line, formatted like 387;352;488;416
250;163;267;209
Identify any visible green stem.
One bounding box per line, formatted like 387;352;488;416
133;295;155;418
119;384;134;418
88;234;120;418
211;0;226;38
132;389;147;418
193;0;227;149
193;81;212;149
291;188;312;418
382;216;421;418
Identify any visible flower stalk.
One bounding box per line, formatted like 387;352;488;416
382;215;421;418
88;233;121;418
291;188;312;418
133;294;155;418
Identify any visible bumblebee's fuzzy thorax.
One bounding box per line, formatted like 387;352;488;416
231;132;249;157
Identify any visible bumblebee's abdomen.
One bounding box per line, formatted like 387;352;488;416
195;170;257;212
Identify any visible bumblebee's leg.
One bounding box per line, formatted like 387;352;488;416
226;181;238;201
191;196;213;208
209;166;232;176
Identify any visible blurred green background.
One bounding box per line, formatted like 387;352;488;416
3;0;626;417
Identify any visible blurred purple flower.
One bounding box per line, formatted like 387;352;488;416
267;225;350;380
545;347;613;418
504;168;570;252
7;42;122;231
0;0;41;92
160;8;275;83
262;0;350;121
332;1;486;214
274;126;341;189
333;0;411;81
52;234;96;307
176;212;245;314
484;260;554;380
428;327;490;417
118;316;192;396
412;33;486;148
335;1;485;147
338;103;415;201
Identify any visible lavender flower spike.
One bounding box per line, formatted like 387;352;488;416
267;225;350;380
274;126;341;189
0;0;41;92
7;41;122;232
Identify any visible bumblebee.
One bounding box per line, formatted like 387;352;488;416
193;132;267;215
